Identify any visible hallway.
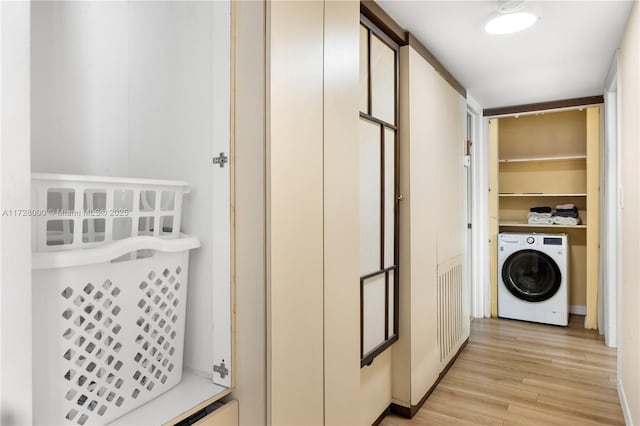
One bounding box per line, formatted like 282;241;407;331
382;316;624;425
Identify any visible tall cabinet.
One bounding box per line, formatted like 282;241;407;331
489;107;601;329
391;43;468;413
1;2;239;425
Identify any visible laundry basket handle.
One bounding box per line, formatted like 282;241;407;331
32;235;200;270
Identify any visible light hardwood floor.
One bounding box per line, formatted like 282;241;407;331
382;316;624;426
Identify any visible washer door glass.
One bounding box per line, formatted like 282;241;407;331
502;249;561;302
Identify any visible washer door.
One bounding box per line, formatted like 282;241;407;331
502;249;562;302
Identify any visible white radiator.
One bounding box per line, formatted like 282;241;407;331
437;255;464;364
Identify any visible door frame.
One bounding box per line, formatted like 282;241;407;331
464;110;473;323
466;95;488;318
603;51;621;348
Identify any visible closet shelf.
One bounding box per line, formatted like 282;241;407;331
499;222;587;229
109;370;230;425
498;154;587;163
498;193;587;197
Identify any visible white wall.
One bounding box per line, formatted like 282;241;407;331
31;2;129;176
0;2;33;424
618;1;640;424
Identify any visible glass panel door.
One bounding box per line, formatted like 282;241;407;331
359;16;399;366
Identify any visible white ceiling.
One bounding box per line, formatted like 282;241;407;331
377;0;634;108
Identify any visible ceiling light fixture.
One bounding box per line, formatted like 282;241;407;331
485;1;539;35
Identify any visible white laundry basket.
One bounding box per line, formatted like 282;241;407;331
31;174;200;426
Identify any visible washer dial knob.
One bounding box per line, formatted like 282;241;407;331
526;236;535;244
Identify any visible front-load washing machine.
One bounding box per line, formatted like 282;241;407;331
498;232;569;326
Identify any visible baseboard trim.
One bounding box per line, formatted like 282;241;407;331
372;405;391;426
388;338;469;419
569;305;587;315
388;401;411;418
617;378;633;426
605;325;617;348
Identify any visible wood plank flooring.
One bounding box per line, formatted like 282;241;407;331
382;316;624;426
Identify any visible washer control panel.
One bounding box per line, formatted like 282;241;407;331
543;237;564;246
499;233;567;250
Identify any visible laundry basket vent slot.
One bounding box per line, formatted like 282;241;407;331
130;267;182;400
61;280;127;425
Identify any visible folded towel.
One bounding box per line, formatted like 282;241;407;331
553;216;582;226
556;204;575;210
556;206;579;213
528;217;554;225
553;210;579;218
530;206;552;214
528;212;552;219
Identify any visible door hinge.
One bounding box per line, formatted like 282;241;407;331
468;223;472;229
213;361;229;379
212;152;228;168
